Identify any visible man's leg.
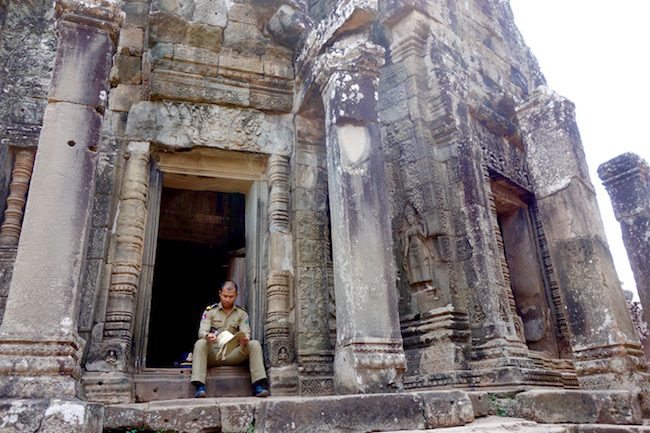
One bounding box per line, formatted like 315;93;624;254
191;338;215;397
219;340;268;396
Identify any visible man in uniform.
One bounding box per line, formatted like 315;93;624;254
191;280;269;398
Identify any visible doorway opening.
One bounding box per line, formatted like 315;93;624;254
490;175;560;357
146;186;246;368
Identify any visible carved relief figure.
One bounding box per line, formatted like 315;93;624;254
400;204;445;313
401;204;436;285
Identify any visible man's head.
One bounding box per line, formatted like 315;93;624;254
219;280;238;309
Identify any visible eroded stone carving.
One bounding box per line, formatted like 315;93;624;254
0;149;36;246
125;101;294;156
99;142;150;377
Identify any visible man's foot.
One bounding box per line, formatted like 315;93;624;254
194;384;207;398
253;383;269;398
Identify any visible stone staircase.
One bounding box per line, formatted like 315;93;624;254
133;366;251;402
102;388;649;433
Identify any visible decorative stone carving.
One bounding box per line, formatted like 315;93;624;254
0;149;36;246
266;154;298;394
125;101;294;156
100;142;150;375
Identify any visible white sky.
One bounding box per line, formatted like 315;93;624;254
510;1;650;299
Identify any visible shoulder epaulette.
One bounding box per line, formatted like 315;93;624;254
235;305;247;313
205;303;218;311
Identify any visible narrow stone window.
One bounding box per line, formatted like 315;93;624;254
490;175;560;357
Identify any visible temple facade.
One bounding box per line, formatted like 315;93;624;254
0;0;648;431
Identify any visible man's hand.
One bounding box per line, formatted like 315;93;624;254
206;333;217;343
238;334;249;347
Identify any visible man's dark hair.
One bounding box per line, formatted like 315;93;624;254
220;280;238;292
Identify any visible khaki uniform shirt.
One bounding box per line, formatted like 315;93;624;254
198;302;251;340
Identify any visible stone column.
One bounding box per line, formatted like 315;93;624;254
101;141;150;366
517;89;648;392
315;38;407;394
598;153;650;355
0;0;122;400
266;154;298;394
0;149;36;246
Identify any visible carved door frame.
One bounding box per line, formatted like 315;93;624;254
132;148;269;371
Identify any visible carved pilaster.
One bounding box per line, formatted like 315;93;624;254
0;0;122;400
315;37;407;394
266;154;298;394
100;142;150;379
0;149;36;246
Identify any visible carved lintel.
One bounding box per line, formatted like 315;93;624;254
0;149;36;246
101;142;150;371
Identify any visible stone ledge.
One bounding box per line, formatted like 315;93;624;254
469;389;643;425
104;389;474;433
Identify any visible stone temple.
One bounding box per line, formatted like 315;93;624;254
0;0;649;431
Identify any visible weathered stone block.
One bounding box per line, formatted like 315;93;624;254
108;84;142;112
48;22;113;109
220;401;256;433
144;400;221;432
0;399;103;433
149;11;189;45
185;22;223;52
123;2;149;28
110;54;142;85
515;390;642;425
258;393;426;433
151;0;195;19
421;390;475;428
118;26;144;56
222;21;267;56
104;403;146;430
192;0;228;27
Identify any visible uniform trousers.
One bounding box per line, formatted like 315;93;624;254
191;338;267;385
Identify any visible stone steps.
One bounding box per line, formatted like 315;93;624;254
102;389;647;433
132;366;251;401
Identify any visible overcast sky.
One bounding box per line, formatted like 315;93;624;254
509;1;650;299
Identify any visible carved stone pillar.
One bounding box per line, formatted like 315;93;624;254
89;142;149;398
0;149;36;246
266;154;298;394
517;89;648;394
382;10;469;384
0;0;122;401
598;153;650;358
315;38;407;394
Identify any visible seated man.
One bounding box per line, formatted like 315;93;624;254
191;280;269;398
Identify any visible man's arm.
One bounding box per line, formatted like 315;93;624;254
238;310;252;346
198;309;212;339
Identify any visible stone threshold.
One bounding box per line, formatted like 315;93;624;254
103;389;645;433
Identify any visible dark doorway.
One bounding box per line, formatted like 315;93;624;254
146;187;245;368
